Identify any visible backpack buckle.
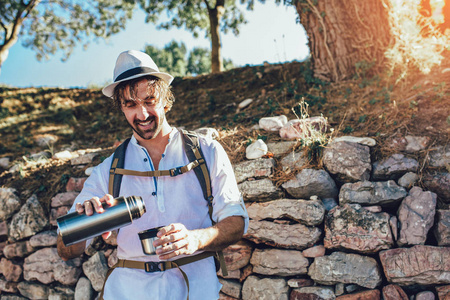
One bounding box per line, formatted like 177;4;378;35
170;166;182;177
144;262;162;273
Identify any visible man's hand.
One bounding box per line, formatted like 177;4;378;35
153;216;245;261
57;194;115;261
154;223;201;260
74;194;115;240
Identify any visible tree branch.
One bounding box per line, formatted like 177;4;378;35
203;0;211;11
3;0;40;48
0;21;8;47
23;0;41;19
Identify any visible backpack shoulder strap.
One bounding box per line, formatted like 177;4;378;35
179;128;214;222
109;138;131;198
178;128;228;276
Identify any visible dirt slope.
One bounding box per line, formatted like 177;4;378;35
0;59;449;209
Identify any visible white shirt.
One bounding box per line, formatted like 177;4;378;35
69;128;248;300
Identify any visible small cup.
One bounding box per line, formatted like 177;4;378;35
138;227;162;255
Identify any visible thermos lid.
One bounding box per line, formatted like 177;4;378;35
138;227;163;240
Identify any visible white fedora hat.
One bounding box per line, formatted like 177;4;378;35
102;50;174;97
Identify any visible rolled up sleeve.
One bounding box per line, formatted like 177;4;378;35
207;140;249;233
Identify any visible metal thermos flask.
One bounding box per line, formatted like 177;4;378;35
57;196;146;246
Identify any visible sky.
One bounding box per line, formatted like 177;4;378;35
0;2;309;89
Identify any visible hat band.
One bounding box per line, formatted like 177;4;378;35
114;66;157;82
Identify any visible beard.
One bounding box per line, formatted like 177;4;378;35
127;114;165;140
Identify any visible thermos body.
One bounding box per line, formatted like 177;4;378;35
57;196;146;246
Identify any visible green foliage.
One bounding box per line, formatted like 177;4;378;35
354;60;378;88
367;87;391;105
266;97;279;114
292;99;331;164
145;41;234;75
0;1;135;63
369;97;379;105
0;106;9;119
17;134;33;148
187;48;211;75
50;108;77;126
137;0;268;71
144;41;187;77
289;59;329;109
343;126;354;134
138;0;247;37
257;135;267;142
433;82;446;99
303;94;327;109
60;174;70;185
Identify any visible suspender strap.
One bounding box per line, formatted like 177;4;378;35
98;251;215;300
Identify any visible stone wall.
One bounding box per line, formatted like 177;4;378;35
0;134;449;300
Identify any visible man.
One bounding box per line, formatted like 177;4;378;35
57;50;248;299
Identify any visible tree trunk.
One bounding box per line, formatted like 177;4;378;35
295;0;392;82
208;4;224;73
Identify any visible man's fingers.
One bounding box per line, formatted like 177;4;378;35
153;224;200;260
157;223;184;238
102;231;112;240
157;230;186;245
76;195;111;216
75;203;85;213
101;194;115;206
90;197;104;213
157;239;188;258
159;249;183;260
84;200;94;215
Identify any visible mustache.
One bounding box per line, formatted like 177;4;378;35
134;116;155;124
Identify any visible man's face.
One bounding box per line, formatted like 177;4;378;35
120;79;166;141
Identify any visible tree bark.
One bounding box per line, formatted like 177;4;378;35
207;2;224;73
295;0;392;82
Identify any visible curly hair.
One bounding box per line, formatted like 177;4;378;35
112;75;175;112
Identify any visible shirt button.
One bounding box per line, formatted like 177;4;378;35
152;192;156;196
144;158;148;162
